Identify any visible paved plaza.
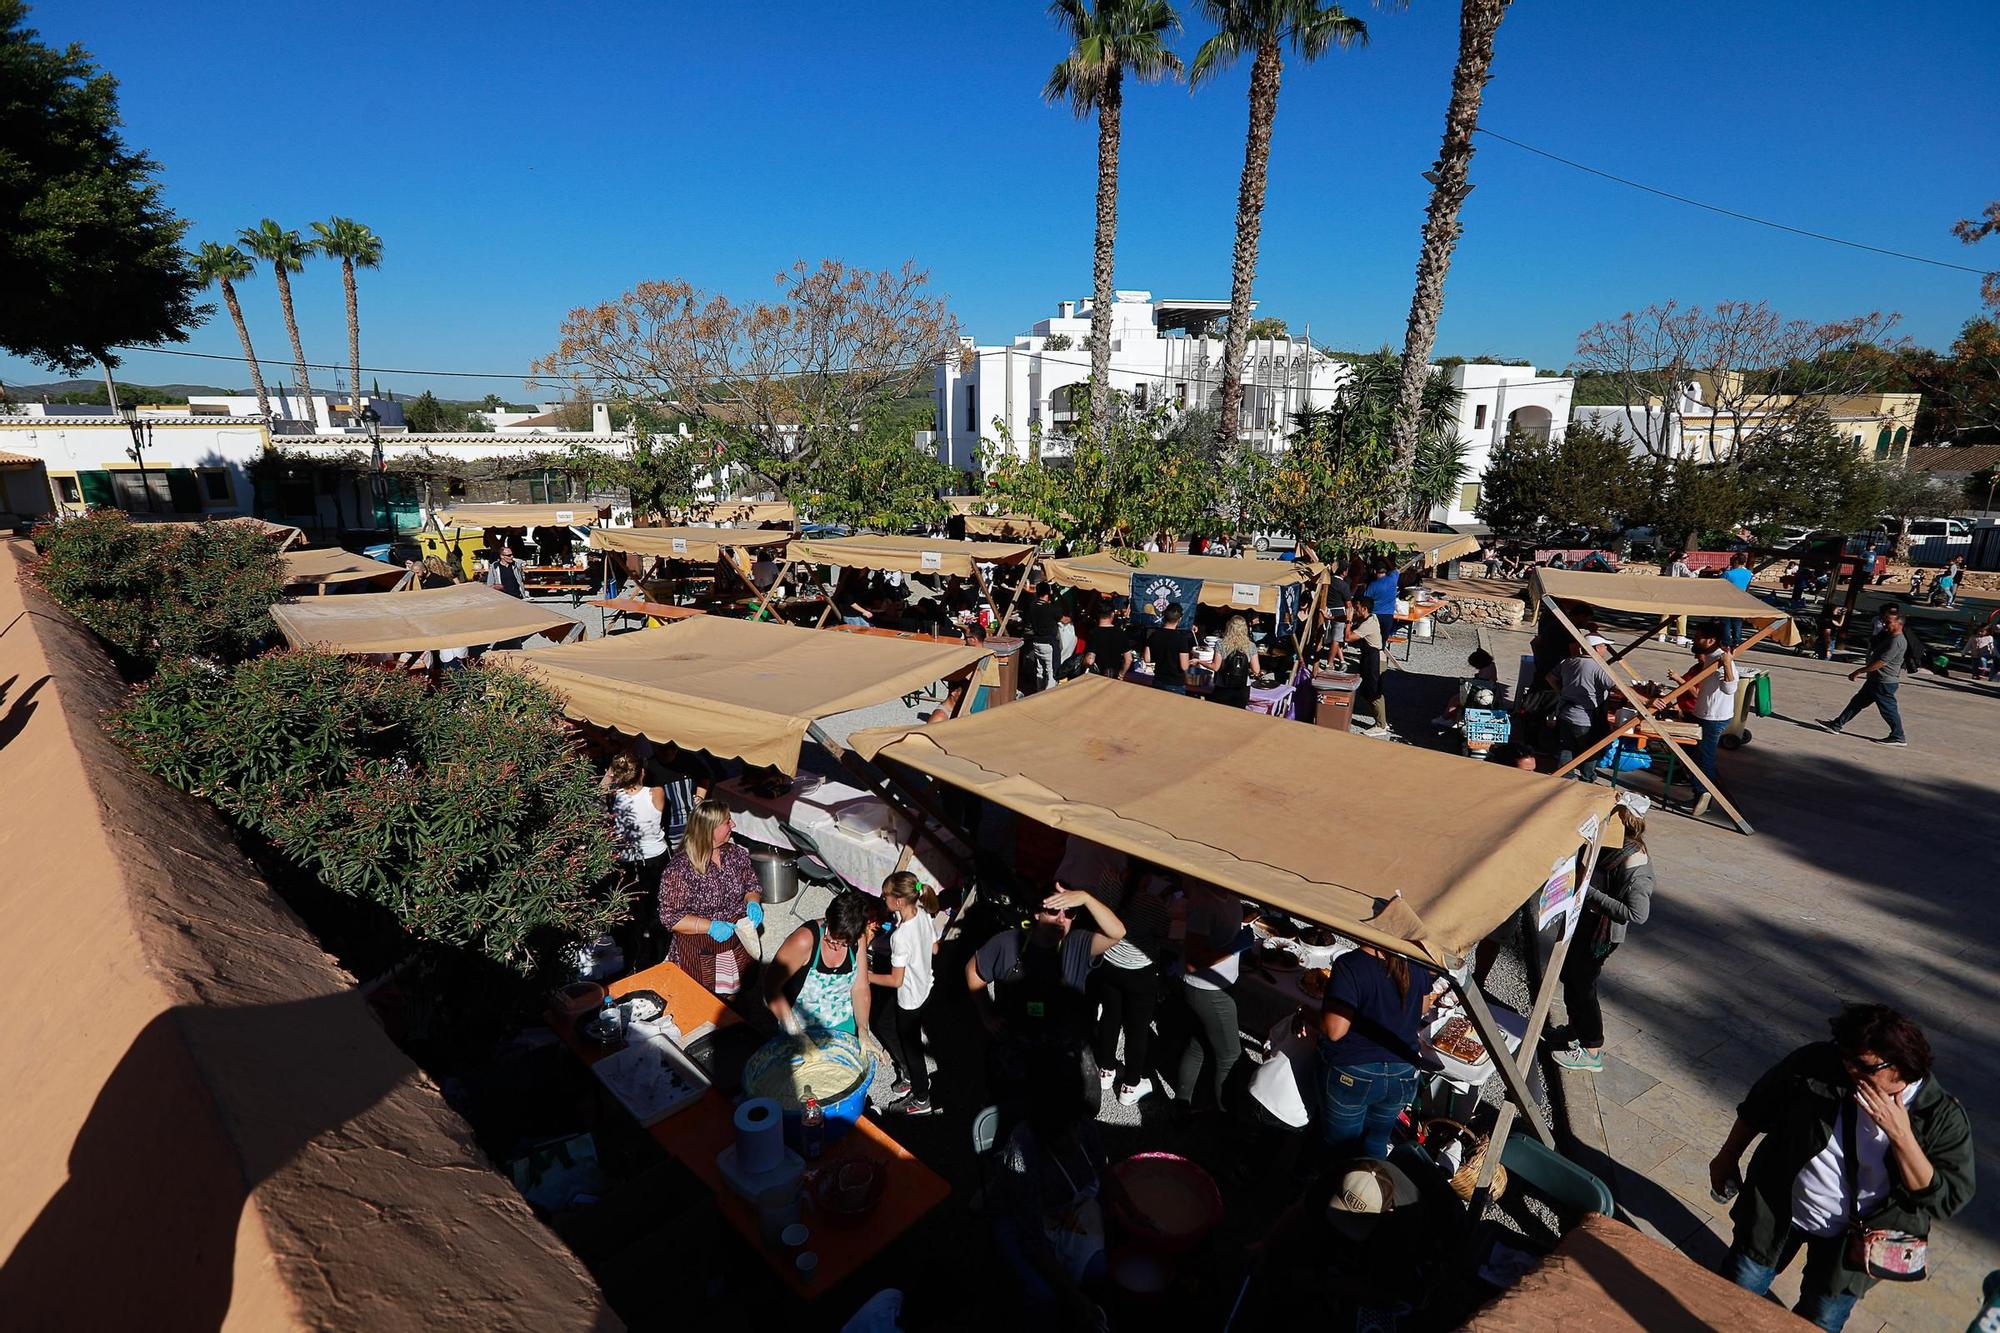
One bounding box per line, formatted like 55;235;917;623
1418;618;2000;1331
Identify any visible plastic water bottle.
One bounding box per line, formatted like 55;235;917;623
800;1087;824;1162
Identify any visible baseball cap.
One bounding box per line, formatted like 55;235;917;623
1323;1159;1419;1239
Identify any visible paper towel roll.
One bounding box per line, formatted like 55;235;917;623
734;1096;785;1175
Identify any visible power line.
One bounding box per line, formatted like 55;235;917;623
1474;128;1991;277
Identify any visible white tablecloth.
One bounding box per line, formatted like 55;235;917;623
714;773;961;893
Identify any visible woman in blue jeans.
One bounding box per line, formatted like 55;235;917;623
1318;945;1433;1157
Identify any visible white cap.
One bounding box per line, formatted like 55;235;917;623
1323;1159;1419;1238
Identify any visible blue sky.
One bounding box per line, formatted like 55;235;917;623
11;0;1998;399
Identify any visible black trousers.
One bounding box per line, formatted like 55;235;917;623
1560;941;1617;1049
1091;960;1160;1086
872;995;931;1099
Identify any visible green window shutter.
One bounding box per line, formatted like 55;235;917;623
166;469;203;513
78;470;117;507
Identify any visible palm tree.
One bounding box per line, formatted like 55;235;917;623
1045;0;1184;442
310;218;383;427
238;219;316;425
1192;1;1365;453
1386;0;1511;521
191;242;271;419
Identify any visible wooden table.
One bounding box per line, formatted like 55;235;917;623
1388;600;1445;661
550;961;950;1299
589;597;709;632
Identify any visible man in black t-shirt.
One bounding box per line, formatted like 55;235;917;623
1022;582;1063;693
1083;605;1132;678
1144;603;1194;693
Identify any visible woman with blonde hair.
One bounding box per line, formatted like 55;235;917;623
1209;614;1263;709
657;799;762;996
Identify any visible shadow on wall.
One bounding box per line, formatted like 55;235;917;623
0;991;405;1330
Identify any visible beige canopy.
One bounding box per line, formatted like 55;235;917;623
270;583;579;654
790;533;1035;579
1041;550;1315;614
280;546;407;589
850;675;1612;967
1367;527;1481;567
589;526;791;562
677;500;796;527
500;616;990;774
962;513;1057;540
1531;567;1801;647
434;503;601;528
133;515;305;549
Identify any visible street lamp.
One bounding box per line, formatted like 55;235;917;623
361;404;387;531
121;404;157;513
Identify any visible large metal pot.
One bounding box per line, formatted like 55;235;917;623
750;849;800;904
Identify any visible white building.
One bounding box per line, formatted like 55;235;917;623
183;392;408;434
1572;374;1920;466
933;289;1573;531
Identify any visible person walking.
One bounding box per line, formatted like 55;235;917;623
1171;882;1248;1117
1708;1004;1975;1331
1348;598;1391;736
1679;621;1738;816
1816;604;1909;746
1721;552;1755;649
1549;803;1655;1073
1317;945;1433;1158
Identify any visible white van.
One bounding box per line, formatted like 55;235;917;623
1904;516;1972;565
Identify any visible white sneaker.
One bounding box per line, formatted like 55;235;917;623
1117;1079;1148;1107
1099;1067;1116;1091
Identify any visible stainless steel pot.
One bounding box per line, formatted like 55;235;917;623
750;849;800;904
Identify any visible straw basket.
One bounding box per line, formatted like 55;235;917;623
1422;1117;1507;1201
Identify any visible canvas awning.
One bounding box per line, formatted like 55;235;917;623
279;546;406;589
589;526;791;562
500;616;991;774
790;534;1035;579
270;583;579;654
849;676;1611;966
962;513;1057;540
1530;568;1801;647
132;515;305;549
434;503;600;528
1366;527;1481;567
677;500;796;527
1041;550;1315;614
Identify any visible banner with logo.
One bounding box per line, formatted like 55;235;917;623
1130;572;1203;629
1276;580;1303;637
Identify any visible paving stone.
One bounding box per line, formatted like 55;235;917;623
1587;1050;1660;1108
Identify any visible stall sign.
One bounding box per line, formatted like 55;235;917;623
1131;573;1204;628
1536;854;1581;935
671;538;689;556
1231;582;1261;606
921;550;943;571
554;510;576;524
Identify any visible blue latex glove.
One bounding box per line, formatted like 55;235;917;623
744;900;765;927
706;919;736;943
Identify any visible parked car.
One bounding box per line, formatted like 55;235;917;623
1903;516;1973;565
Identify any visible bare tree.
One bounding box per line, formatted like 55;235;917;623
1953;201;2000;313
1573;300;1907;463
532;260;958;496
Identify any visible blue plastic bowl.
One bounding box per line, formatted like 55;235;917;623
743;1030;876;1149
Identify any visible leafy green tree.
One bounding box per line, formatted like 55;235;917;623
1476;422;1647;538
192;242;270;417
32;510;283;671
1637;457;1747;554
310;217;383;422
0;0;203;373
110;653;622;972
1283;352;1465;526
1733;409;1881;537
1872;464;1962;556
405;390;447;433
1191;0;1364;452
239;219;316;424
1045;0;1184;441
982;400;1215;553
797;402;954;532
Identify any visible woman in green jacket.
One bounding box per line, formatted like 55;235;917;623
1708;1003;1974;1331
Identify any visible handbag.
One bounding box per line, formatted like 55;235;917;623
1840;1098;1928;1282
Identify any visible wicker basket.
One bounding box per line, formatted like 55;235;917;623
1422;1116;1508;1202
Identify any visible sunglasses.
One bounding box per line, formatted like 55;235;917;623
1844;1057;1893;1077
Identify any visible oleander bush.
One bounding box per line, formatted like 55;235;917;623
32;510;283;671
110;651;622;971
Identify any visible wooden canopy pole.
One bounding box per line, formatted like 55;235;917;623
1293;573;1328;659
749;556;795;623
807;720;972;882
1543;598;1754;834
971;563;1003;627
997;552;1039;630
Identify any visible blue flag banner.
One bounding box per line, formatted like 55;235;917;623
1277;580;1303;636
1130;571;1203;629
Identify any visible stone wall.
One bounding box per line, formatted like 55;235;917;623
1428;577;1529;628
0;540;617;1331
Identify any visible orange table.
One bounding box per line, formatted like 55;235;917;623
551;961;950;1299
589;597;709;631
1389;599;1445;660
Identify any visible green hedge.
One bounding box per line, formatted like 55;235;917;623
111;653;623;972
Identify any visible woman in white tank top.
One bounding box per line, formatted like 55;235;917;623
604;751;669;965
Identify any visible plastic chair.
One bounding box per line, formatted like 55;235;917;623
1499;1133;1615;1216
971;1104;1001;1156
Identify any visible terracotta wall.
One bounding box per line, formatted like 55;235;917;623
0;540;618;1331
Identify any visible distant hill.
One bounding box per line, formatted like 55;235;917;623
2;379;241;405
